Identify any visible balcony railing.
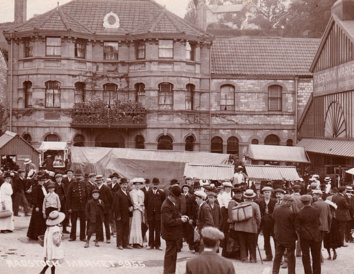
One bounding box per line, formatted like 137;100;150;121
71;101;147;129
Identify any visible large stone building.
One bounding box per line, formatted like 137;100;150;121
3;0;319;160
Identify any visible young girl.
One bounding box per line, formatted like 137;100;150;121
40;210;65;274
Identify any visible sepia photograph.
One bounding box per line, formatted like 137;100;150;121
0;0;353;273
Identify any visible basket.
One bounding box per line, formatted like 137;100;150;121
38;235;44;247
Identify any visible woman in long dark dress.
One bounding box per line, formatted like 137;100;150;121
27;173;47;240
324;199;342;260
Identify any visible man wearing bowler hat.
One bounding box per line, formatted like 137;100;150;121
161;185;188;274
145;177;165;250
109;173;121;194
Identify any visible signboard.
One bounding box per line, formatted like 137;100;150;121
314;60;354;97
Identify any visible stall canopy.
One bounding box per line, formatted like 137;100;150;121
297;138;354;158
184;163;234;180
38;142;68;152
246;144;310;163
71;147;230;187
245;165;301;181
0;131;39;168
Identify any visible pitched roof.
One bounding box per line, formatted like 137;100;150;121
0;131;17;148
8;0;208;39
297;138;354;158
212;36;320;76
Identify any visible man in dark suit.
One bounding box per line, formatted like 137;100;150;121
145;177;165;250
161;185;188;274
12;169;30;216
141;178;151;242
332;186;351;246
54;173;69;233
207;192;222;229
86;173;97;197
141;178;151;195
62;169;75;189
66;170;88;241
111;178;133;250
108;173;120;194
257;186;277;261
186;226;235;274
272;194;297;274
95;175;113;243
295;195;322;274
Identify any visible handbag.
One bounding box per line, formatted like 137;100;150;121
0;210;12;218
231;203;253;222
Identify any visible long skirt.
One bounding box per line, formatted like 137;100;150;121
0;200;14;231
129;209;143;245
27;207;46;240
324;218;342;249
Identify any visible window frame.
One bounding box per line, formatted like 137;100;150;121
158;40;174;59
46;37;61;57
135;83;145;103
186;84;195;110
74;82;85;103
227;136;239;155
158;82;173;110
103;41;119;60
268;85;282;111
75;39;87;59
220;84;235;111
24;81;32;108
211;136;223;154
135;41;146;60
24;38;33;58
186;41;195;61
45;81;61;108
103;83;118;104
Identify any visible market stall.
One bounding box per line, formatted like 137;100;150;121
38;142;69;171
184;163;234;181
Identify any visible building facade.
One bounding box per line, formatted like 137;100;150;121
3;0;318;161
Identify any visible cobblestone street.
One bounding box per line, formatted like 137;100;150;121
0;216;353;274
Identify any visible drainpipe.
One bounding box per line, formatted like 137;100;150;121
294;76;299;144
209;43;212;152
9;37;14;131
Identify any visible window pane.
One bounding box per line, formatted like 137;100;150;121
24;39;33;57
45;81;60;108
268;85;282;111
75;39;86;58
220;85;235;110
104;42;119;60
159;40;173;58
46;38;61;56
47;38;61;46
136;42;145;59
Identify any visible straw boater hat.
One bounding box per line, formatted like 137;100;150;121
243;189;256;198
324;176;331;182
262;186;273;193
46;211;65;226
132;178;145;184
222;182;233;188
24;158;32;165
312;190;323;195
194;190;207;200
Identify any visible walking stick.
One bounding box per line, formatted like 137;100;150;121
257;243;263;264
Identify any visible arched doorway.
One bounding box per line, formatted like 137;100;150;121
157;135;173;150
95;133;125;148
135;135;145;149
227;136;239;155
264;134;280;146
185;135;195;151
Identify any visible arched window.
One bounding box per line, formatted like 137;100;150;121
45;81;61;108
251;139;259;144
135;135;145;149
23;133;32;143
186;84;195;110
45;134;60;142
227;137;239;155
103;83;118;104
264;134;280;146
74;82;85;103
135;83;145;103
220;85;235;111
24;81;32;108
211;137;223;153
268;85;282;111
157;135;173;150
185;135;195;151
73;134;85;147
158;83;173;110
286;139;294;146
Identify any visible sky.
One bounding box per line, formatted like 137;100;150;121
0;0;190;23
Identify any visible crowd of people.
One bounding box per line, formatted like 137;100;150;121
0;162;354;274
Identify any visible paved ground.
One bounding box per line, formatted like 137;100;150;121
1;215;354;274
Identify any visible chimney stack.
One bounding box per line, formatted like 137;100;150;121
195;0;207;31
15;0;27;24
332;0;354;21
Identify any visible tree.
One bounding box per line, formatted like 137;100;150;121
282;0;336;37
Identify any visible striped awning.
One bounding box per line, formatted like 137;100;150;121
297;139;354;158
184;163;234;180
245;165;300;181
246;144;310;163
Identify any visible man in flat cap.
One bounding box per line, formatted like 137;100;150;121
272;195;297;274
161;185;188;274
207;192;222;230
186;226;235;274
256;186;277;261
295;195;322;274
332;186;351;247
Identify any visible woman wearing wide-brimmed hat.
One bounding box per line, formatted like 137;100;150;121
39;210;65;274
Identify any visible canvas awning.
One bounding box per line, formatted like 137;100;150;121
297;138;354;158
184;163;234;180
245;165;301;181
246;144;310;163
38;142;68;152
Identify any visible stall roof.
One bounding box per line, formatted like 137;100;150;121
38;142;68;151
0;131;38;153
246;144;310;163
297;138;354;158
245;165;301;181
184;163;234;180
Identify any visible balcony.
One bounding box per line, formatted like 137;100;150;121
71;100;147;129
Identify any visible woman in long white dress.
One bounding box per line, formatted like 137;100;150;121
0;172;15;232
129;178;145;248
